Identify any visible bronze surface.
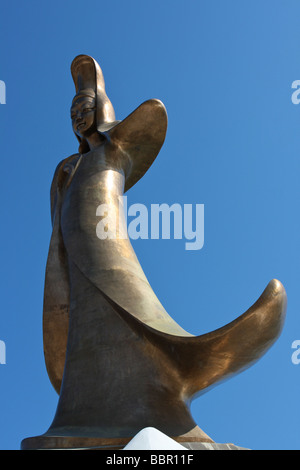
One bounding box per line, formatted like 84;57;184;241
21;55;287;450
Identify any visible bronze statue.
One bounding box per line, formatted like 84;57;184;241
21;55;287;450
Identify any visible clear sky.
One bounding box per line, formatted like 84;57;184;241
0;0;299;450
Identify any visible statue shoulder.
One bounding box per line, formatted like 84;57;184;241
50;153;80;223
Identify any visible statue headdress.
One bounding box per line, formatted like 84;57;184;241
71;54;120;154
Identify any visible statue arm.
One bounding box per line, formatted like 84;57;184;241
108;99;168;192
50;162;61;225
43;156;76;394
50;157;71;225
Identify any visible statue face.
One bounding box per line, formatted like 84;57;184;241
71;96;97;138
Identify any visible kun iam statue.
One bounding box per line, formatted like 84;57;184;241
21;55;287;450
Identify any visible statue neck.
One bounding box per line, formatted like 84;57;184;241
85;131;105;151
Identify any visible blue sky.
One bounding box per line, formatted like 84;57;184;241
0;0;299;450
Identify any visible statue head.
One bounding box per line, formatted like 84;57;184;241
71;90;97;141
71;55;120;153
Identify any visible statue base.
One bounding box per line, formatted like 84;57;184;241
21;434;247;451
21;429;214;450
181;442;247;450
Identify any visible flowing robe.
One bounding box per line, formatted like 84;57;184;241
42;99;286;441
